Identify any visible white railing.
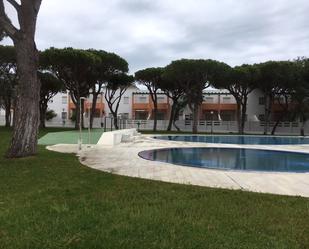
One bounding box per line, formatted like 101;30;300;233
1;115;308;135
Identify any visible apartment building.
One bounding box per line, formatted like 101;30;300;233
0;86;290;127
46;87;292;123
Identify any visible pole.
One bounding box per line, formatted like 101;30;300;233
104;117;106;132
88;99;91;146
211;111;214;134
79;98;82;150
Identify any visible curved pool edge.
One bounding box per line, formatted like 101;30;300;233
152;134;309;145
47;135;309;197
138;147;309;173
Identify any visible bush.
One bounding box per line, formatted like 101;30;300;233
46;109;57;121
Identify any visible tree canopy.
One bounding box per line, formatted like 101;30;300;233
38;71;64;128
41;47;101;128
0;45;17;127
135;67;164;131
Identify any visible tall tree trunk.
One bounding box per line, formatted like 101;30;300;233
39;101;48;129
192;103;199;134
4;100;11;127
173;105;181;132
39;103;47;129
263;94;272;135
90;92;98;129
112;112;119;129
271;112;286;135
236;101;241;134
240;97;248;135
7;39;40;158
167;100;177;131
153;101;158;132
300;115;306;136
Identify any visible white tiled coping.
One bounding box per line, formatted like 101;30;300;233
47;135;309;198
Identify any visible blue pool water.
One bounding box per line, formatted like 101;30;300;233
154;135;309;145
138;148;309;172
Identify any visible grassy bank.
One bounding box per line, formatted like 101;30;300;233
0;127;308;249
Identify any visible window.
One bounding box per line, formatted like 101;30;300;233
61;112;67;120
62;96;67;104
222;97;231;103
258;114;265;121
185;114;193;120
204;96;214;103
123;97;129;104
138;96;147;103
157;96;165;103
121;113;129;119
259;97;265;105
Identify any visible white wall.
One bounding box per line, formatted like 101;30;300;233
47;92;70;121
247;89;265;121
103;85;139;119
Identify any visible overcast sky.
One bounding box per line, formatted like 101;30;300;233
2;0;309;73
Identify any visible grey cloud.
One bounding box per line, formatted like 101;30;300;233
1;0;309;72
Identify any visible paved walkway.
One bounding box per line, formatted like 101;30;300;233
47;135;309;198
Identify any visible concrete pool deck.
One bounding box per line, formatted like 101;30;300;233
47;135;309;198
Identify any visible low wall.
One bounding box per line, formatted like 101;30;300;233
1;115;308;136
97;128;138;146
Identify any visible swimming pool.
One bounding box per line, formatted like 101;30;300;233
153;135;309;145
138;148;309;172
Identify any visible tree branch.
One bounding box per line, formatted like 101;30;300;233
0;0;18;39
6;0;20;11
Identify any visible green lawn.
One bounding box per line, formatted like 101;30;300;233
0;127;308;249
38;129;104;145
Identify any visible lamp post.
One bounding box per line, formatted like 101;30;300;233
210;111;214;134
78;97;86;150
87;97;91;146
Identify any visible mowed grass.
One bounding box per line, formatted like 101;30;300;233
0;127;308;249
38;129;104;145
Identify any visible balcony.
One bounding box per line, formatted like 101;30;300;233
202;103;237;111
69;102;104;110
133;102;170;110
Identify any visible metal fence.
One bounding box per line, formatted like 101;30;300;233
1;115;308;135
122;120;307;135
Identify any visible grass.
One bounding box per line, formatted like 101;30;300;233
0;127;308;249
38;129;104;145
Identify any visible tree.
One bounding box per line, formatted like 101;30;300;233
164;59;223;133
38;71;63;128
292;58;309;136
213;64;258;134
269;62;300;135
0;45;17;127
135;67;163;131
0;0;42;157
87;50;129;128
104;74;134;129
256;61;297;135
160;68;186;131
41;47;100;129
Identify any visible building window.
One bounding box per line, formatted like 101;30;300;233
121;113;129;119
204;96;214;103
61;112;67;120
259;97;265;105
157;96;165;103
62;96;67;104
222;97;231;103
123;97;129;104
138;96;147;103
258;114;265;121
